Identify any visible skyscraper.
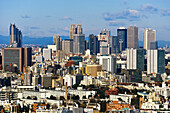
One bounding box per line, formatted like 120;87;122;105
147;49;165;74
62;39;73;54
76;24;82;34
127;48;144;71
101;29;111;36
89;34;99;55
9;24;22;47
143;28;156;50
99;40;110;55
85;40;89;50
70;24;76;39
24;48;32;67
150;41;158;49
71;24;85;54
127;26;138;48
98;29;110;43
2;47;32;72
110;36;119;54
117;27;127;51
73;34;85;54
53;35;62;51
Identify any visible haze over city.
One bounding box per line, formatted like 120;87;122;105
0;0;170;41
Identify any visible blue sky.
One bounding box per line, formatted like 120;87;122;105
0;0;170;40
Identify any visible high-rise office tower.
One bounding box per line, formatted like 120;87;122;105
76;24;82;34
143;28;156;50
70;24;76;39
71;24;85;54
24;48;32;66
43;49;52;60
101;29;111;36
89;34;99;55
73;34;85;54
85;40;89;50
127;26;138;48
2;47;32;72
147;50;165;74
127;48;144;71
62;39;73;54
70;24;82;39
110;36;119;54
150;41;158;49
99;40;110;55
97;55;117;74
9;24;22;47
117;27;127;51
53;35;62;51
98;29;110;43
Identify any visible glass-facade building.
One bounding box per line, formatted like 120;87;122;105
110;36;119;54
89;34;99;55
69;56;82;65
117;28;127;51
2;48;32;72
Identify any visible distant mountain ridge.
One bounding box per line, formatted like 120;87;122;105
0;35;169;47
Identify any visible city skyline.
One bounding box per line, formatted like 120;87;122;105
0;0;170;41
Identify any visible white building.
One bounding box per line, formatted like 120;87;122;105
43;49;52;61
47;45;57;53
147;50;165;74
109;93;135;104
63;74;75;87
36;55;43;63
97;55;117;74
127;48;144;71
99;41;110;55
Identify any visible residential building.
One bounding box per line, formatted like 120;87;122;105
127;48;144;71
147;49;165;74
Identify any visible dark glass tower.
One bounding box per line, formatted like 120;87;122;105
117;27;127;51
89;34;99;55
110;36;119;54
